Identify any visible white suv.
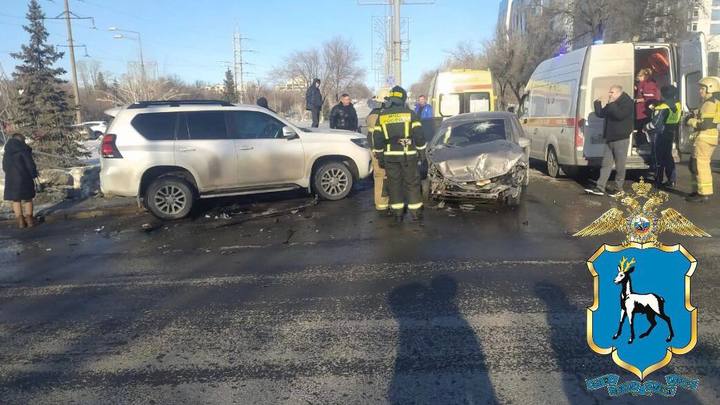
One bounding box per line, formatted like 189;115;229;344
100;100;372;219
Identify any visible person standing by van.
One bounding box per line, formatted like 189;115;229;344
644;85;680;189
635;68;659;131
414;95;435;143
685;76;719;203
586;85;634;196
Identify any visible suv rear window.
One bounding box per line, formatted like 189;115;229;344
131;112;178;141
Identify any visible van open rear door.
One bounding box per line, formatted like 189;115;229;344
677;32;707;153
582;43;634;161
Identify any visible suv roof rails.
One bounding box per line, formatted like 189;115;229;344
127;100;235;109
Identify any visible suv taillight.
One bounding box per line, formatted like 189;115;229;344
101;134;123;158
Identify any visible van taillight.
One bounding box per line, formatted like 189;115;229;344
574;118;585;148
101;134;122;158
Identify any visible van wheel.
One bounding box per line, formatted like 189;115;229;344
145;176;195;220
314;162;353;200
546;147;560;178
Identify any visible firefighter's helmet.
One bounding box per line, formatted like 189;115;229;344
698;76;720;93
385;85;408;105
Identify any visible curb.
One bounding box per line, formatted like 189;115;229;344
0;204;142;225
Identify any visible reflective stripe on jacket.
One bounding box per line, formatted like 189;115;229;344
370;105;426;160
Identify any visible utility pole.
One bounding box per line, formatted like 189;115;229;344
232;30;255;103
63;0;81;124
46;1;96;124
390;0;402;87
361;0;430;88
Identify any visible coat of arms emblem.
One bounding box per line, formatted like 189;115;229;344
575;179;710;380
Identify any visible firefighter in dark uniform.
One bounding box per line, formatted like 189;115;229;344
371;86;427;223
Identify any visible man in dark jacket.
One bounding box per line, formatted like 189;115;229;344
2;133;39;228
329;94;359;131
586;85;634;196
305;78;323;128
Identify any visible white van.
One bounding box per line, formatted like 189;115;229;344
519;34;706;177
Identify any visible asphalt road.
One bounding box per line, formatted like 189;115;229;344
1;165;719;404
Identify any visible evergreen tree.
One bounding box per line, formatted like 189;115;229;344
222;69;238;103
95;71;109;92
11;0;81;164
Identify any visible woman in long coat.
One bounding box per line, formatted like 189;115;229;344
2;133;39;228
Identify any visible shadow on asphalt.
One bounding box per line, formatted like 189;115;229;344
386;275;497;404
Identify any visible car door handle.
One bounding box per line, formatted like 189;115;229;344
237;145;254;150
178;147;196;152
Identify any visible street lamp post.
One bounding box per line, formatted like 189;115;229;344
109;27;145;81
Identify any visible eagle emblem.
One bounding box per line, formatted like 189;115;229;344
574;179;710;245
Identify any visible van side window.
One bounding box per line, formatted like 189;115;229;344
131;112;178;141
685;71;702;110
528;80;576;118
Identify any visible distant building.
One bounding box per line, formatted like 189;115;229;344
690;0;720;74
203;84;225;93
275;77;307;92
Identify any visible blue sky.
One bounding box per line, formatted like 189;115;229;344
1;0;499;89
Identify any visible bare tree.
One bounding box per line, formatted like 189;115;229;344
410;69;437;99
0;64;19;135
99;70;186;105
322;37;365;102
272;37;366;116
485;10;565;108
545;0;704;46
443;41;487;70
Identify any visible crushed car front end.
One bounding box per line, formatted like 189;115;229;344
428;158;527;201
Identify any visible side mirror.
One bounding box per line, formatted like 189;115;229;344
282;126;298;140
518;137;531;149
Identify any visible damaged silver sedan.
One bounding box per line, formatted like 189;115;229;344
426;112;531;206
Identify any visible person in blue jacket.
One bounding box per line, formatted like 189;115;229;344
414;95;433;120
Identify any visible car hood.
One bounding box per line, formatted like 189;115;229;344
429;140;524;182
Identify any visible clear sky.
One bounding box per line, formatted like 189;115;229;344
1;0;499;89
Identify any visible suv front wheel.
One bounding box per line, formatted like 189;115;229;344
313;162;353;200
145;176;195;220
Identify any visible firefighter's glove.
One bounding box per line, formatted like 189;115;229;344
686;117;699;128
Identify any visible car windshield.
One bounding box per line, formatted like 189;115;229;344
432;118;507;148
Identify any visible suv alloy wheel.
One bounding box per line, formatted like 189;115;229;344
145;176;195;220
313;162;353;200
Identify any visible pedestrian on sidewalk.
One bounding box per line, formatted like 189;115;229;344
329;94;359;131
305;78;323;128
644;85;680;189
685;76;719;203
586;85;634;197
2;133;39;228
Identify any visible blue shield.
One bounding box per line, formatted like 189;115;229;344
587;243;697;380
